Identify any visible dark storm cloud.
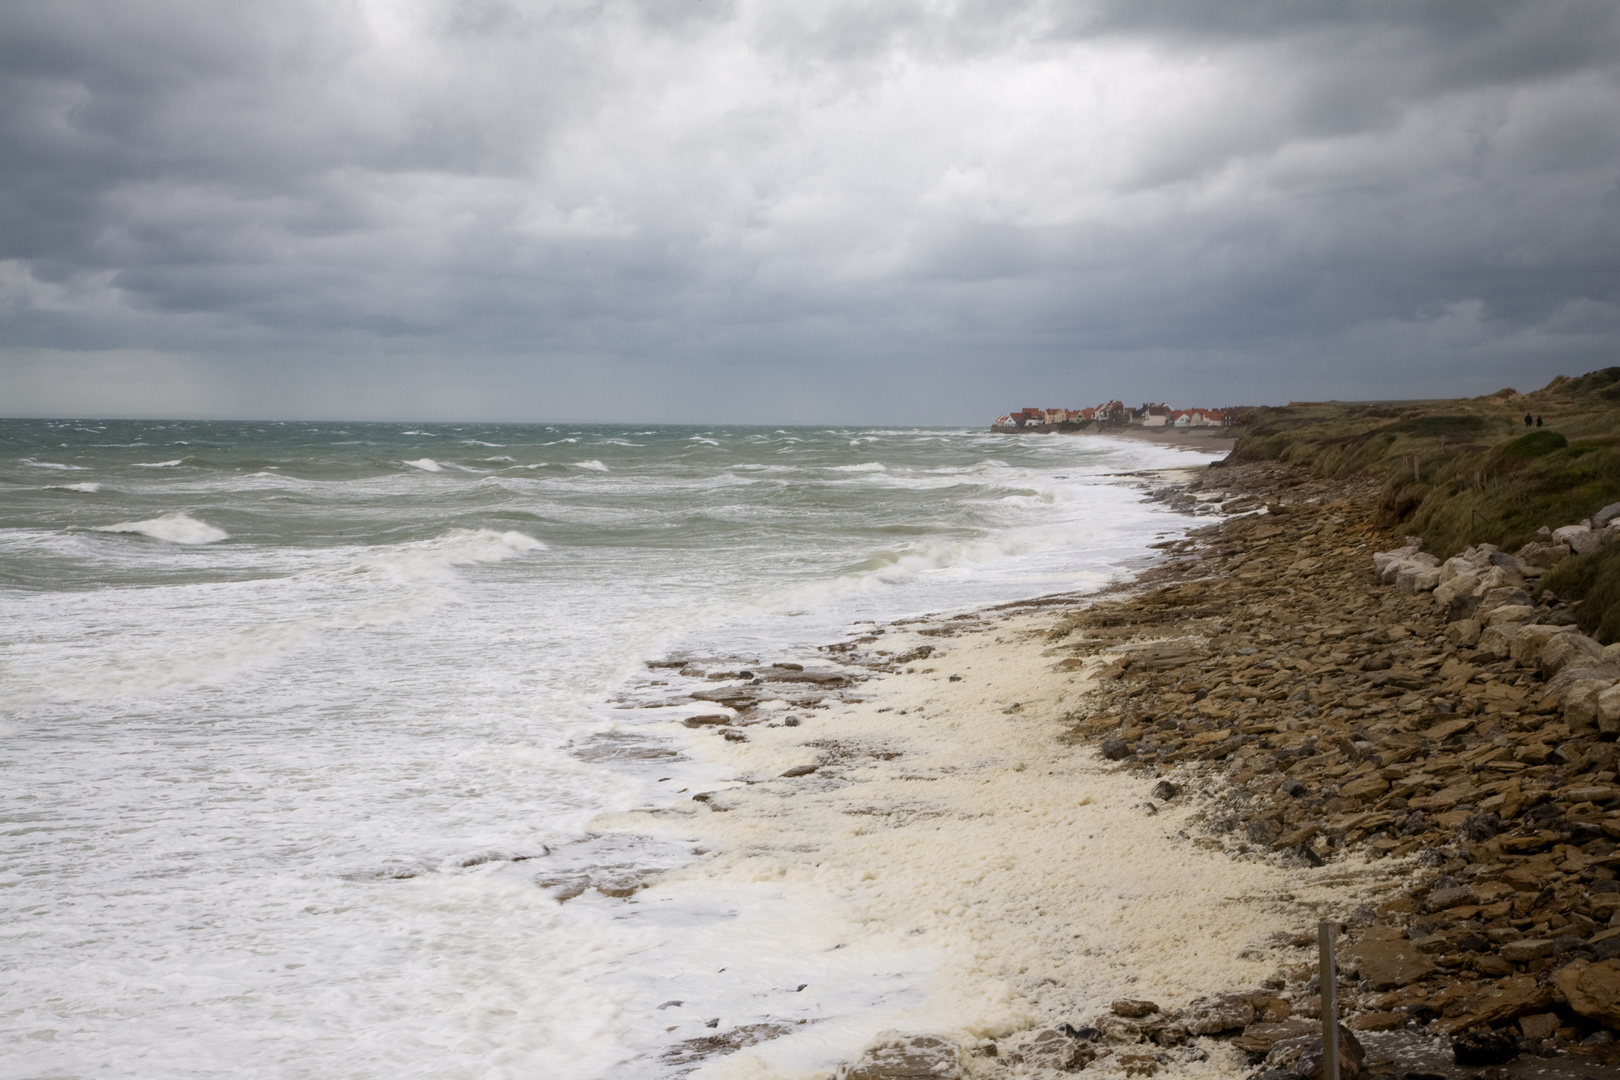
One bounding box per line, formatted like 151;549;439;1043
2;0;1618;420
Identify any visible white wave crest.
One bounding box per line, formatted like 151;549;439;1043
48;482;103;493
360;529;547;584
828;462;886;473
688;436;720;446
20;458;87;470
93;513;229;544
574;460;610;472
403;458;443;472
132;460;184;468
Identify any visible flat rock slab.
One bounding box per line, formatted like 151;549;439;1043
1430;974;1554;1035
1347;925;1437;990
1554;959;1620;1027
838;1032;961;1080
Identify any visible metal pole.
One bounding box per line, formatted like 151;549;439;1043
1319;920;1339;1080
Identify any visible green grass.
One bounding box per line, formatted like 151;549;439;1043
1544;545;1620;644
1498;430;1569;458
1224;368;1620;639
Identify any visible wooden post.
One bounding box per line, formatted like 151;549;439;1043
1319;921;1339;1080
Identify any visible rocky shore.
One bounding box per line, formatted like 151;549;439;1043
557;449;1620;1079
976;459;1620;1078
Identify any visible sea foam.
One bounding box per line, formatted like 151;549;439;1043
92;513;229;544
403;458;444;472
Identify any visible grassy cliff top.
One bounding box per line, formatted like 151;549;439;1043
1224;366;1620;556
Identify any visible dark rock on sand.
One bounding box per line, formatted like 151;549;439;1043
1101;738;1131;760
683;714;732;727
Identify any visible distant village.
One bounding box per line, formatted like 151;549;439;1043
991;401;1249;432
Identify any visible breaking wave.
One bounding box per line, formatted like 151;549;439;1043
92;513;229;545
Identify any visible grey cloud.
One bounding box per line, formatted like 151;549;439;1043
1;0;1617;420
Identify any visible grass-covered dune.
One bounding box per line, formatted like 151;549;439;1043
1221;366;1620;640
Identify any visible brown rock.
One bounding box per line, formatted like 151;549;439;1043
1499;939;1557;963
837;1032;961;1080
1518;1013;1560;1040
1430;975;1554;1035
1111;999;1161;1019
1347;1011;1408;1032
1012;1028;1092;1071
1587;894;1620;920
1553;959;1620;1026
1346;926;1438;990
1185;992;1255;1034
1424;885;1478;913
1117;1051;1159;1076
1340;774;1390;800
1231;1023;1321;1055
1233;1019;1320;1053
1251;993;1293;1022
1273;825;1321;850
683;714;732;727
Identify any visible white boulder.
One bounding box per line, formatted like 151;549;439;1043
1554;525;1603;555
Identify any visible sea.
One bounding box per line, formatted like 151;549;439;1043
0;420;1222;1079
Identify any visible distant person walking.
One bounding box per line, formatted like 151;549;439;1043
1536;416;1544;427
1525;413;1534;426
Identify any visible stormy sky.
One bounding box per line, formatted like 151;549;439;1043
3;1;1618;422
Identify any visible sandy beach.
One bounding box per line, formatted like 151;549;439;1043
610;608;1401;1078
565;460;1398;1078
563;449;1620;1079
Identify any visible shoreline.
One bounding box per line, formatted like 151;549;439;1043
989;425;1238;456
564;455;1620;1078
563;464;1377;1078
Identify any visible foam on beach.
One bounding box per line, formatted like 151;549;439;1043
598;614;1399;1078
